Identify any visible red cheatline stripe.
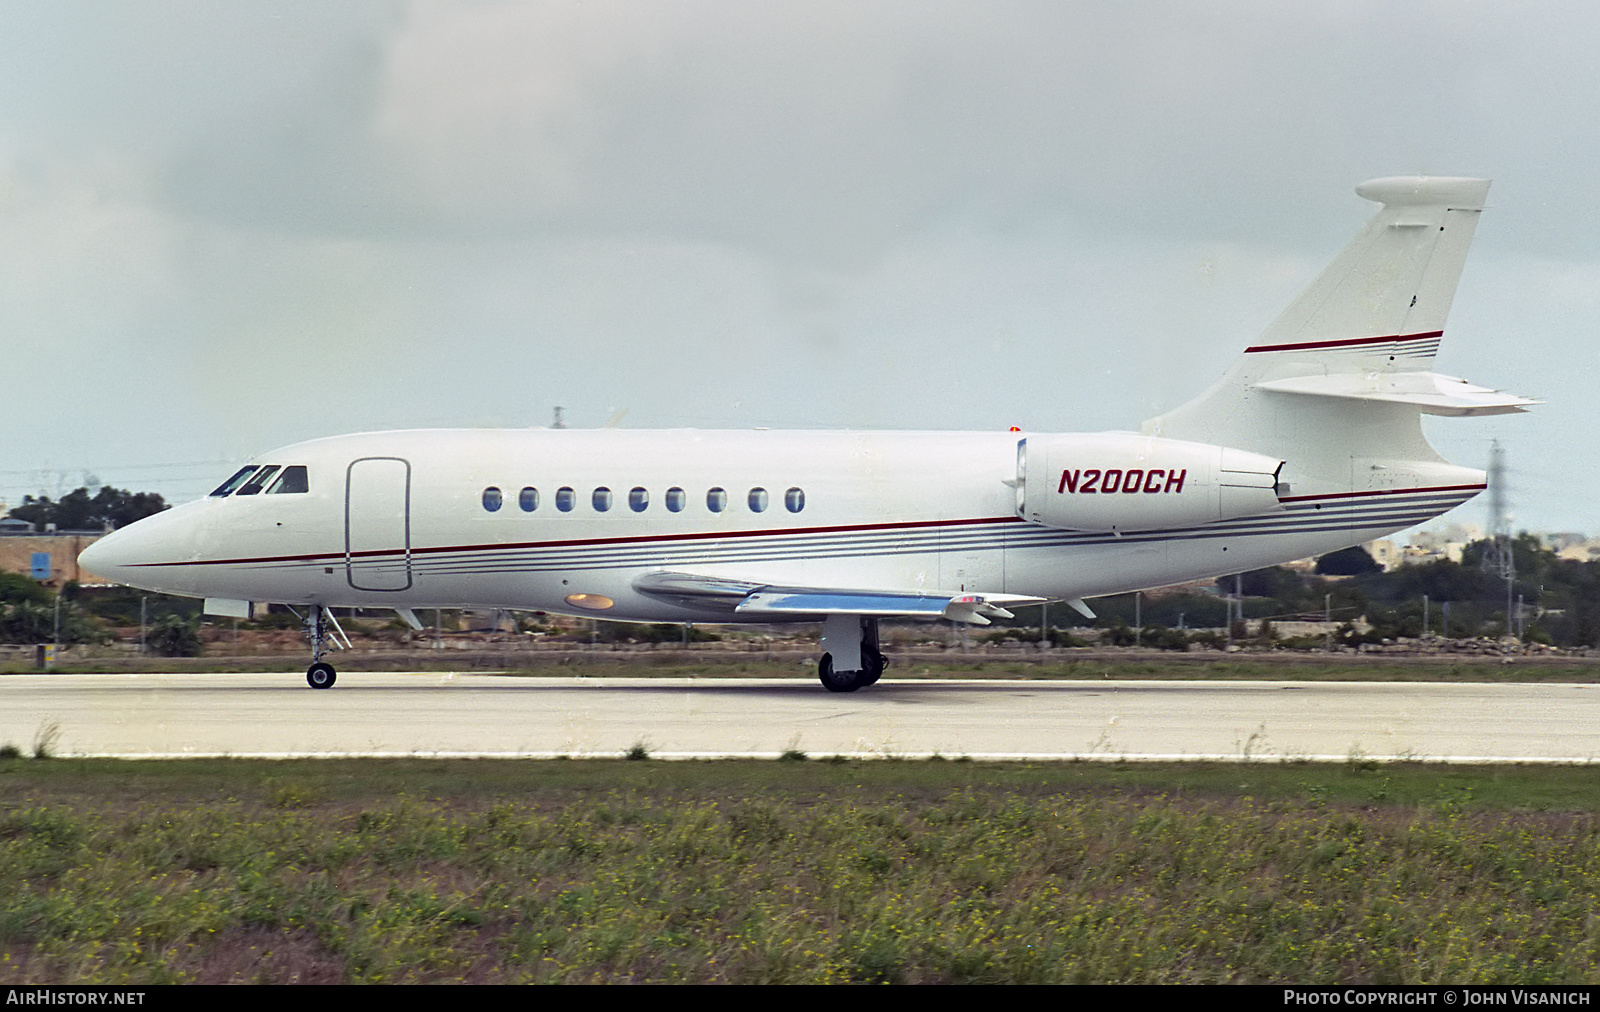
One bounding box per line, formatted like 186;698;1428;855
129;515;1028;569
1278;483;1485;504
1244;330;1442;354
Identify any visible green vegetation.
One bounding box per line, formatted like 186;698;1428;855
143;614;202;658
66;587;200;631
0;580;106;648
975;535;1600;650
2;758;1600;983
590;622;721;645
1315;545;1384;576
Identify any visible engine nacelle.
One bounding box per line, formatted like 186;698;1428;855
1016;433;1284;533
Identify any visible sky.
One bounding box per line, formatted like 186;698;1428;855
1;1;1594;537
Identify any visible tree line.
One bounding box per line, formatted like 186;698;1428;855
1003;536;1600;649
5;486;168;532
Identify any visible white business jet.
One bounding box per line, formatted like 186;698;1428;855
81;177;1533;691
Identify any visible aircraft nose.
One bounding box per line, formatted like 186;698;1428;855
78;525;140;584
77;504;205;595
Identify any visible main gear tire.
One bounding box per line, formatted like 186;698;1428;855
818;652;864;693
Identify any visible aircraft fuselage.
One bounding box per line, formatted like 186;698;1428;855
85;426;1483;622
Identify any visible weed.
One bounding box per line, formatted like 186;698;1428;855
31;721;60;760
625;740;650;761
778;749;807;762
1238;725;1268;760
268;782;321;809
0;744;21;760
1345;747;1381;773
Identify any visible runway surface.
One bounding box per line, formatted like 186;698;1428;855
2;672;1597;761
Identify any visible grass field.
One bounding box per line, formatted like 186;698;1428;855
3;757;1599;983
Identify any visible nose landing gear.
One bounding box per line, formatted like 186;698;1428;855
299;606;351;689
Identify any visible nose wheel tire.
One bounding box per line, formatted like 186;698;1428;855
307;662;337;689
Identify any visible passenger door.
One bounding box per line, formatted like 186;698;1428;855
345;457;412;592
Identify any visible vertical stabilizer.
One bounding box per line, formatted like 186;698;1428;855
1250;175;1489;363
1144;177;1527;498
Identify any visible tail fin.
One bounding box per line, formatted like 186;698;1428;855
1145;176;1534;497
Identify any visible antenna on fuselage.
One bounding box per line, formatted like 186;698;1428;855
552;407;567;430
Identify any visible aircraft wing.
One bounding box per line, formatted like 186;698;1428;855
633;570;1086;625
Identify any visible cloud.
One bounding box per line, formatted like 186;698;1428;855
0;1;1594;529
105;1;1600;268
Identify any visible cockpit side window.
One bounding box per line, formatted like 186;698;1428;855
266;465;309;494
211;466;259;497
236;465;281;496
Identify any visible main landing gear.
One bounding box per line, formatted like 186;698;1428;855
300;606;351;689
818;615;887;693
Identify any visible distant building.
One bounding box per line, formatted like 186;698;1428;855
1543;533;1600;563
1364;539;1399;571
0;528;111;586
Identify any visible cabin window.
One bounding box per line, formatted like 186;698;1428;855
556;487;575;512
707;487;727;513
519;487;539;512
592;487;612;512
785;487;805;513
211;466;259;497
482;486;503;512
629;487;649;512
748;487;769;513
267;466;309;494
236;465;280;496
665;487;686;512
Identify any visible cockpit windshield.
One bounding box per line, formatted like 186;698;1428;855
211;466;259;497
236;465;280;496
267;466;309;494
210;464;310;497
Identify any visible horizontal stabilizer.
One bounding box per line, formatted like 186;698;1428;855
1253;371;1537;417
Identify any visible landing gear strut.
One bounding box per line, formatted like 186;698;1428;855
818;615;887;693
301;606;350;689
